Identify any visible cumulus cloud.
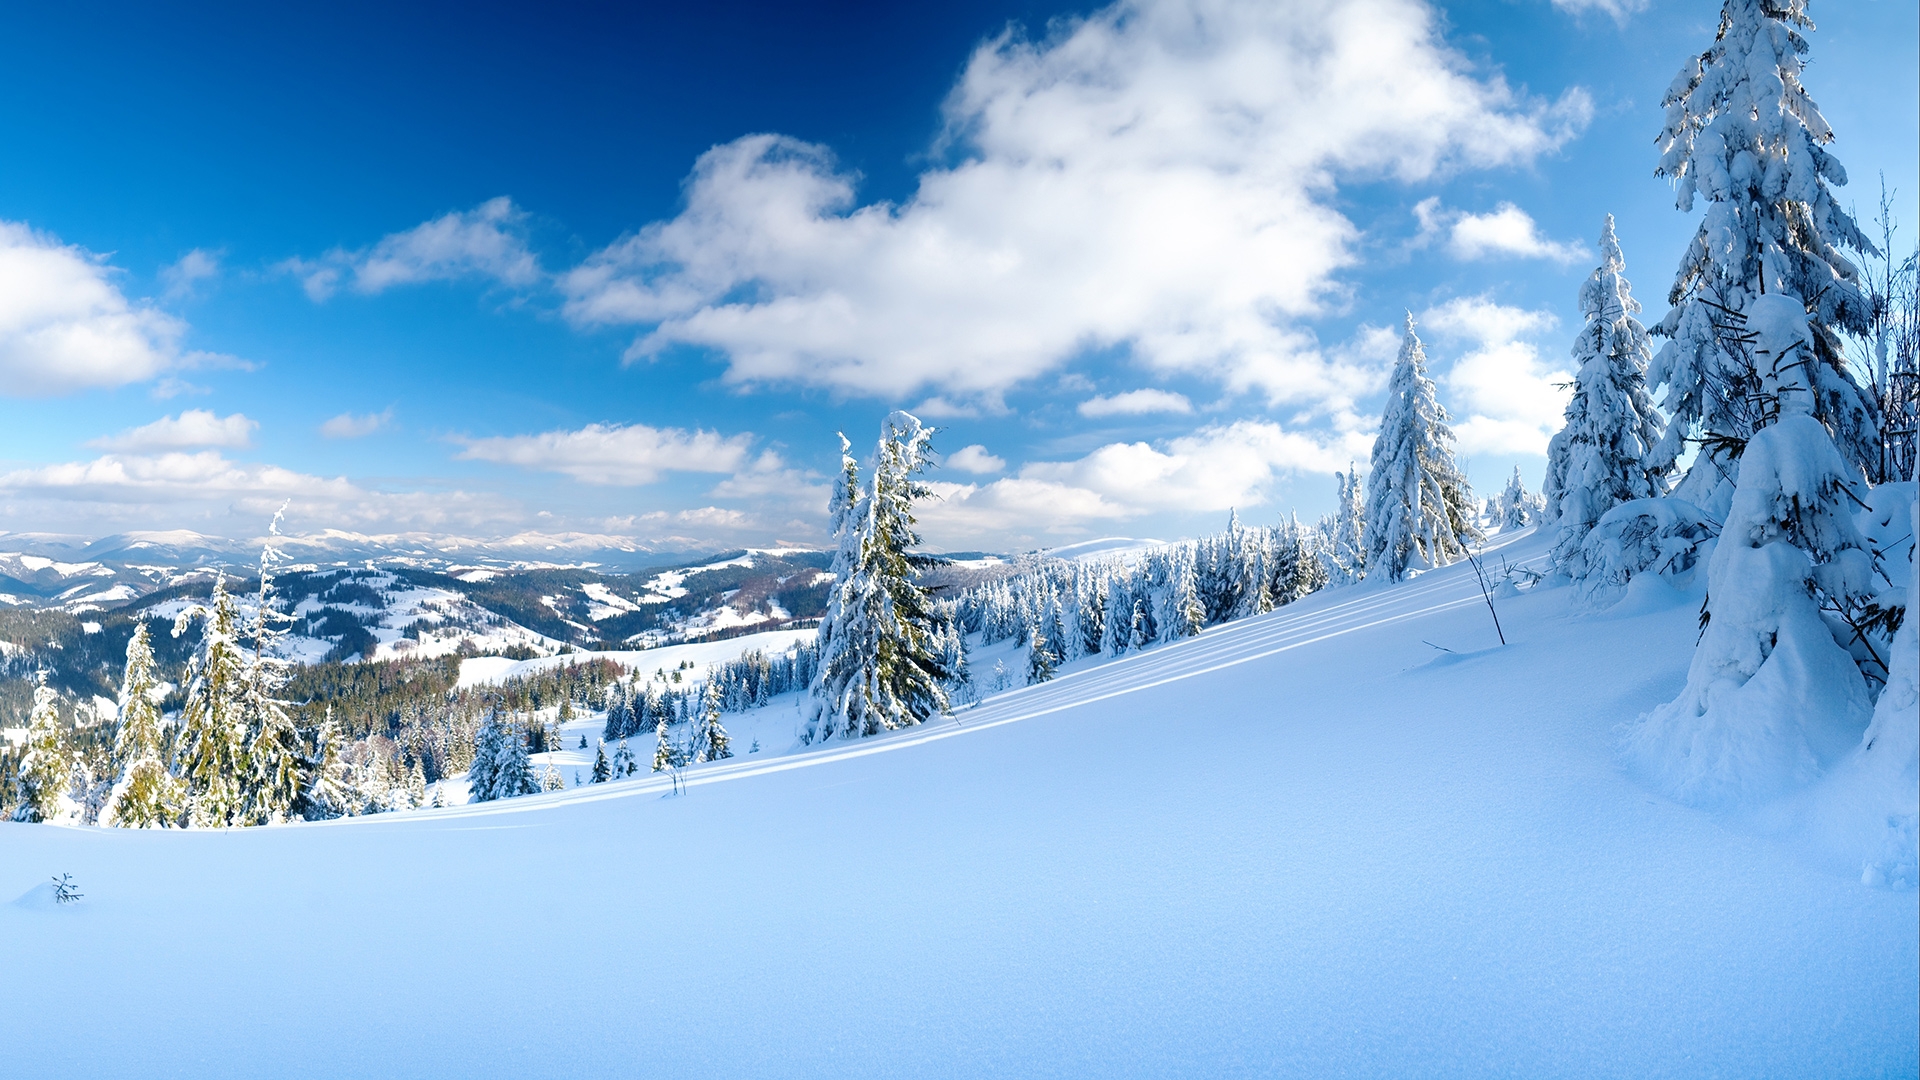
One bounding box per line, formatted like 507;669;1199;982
0;220;191;396
88;410;257;452
1078;389;1193;417
1414;198;1585;263
945;444;1006;474
452;422;756;485
562;0;1590;411
0;450;517;532
918;419;1371;544
289;197;540;301
320;408;394;439
1420;296;1571;456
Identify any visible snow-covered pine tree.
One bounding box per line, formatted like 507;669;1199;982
1161;555;1203;639
1364;314;1480;581
468;711;539;802
1103;578;1134;656
1494;467;1545;531
10;680;69;823
1025;628;1057;685
240;518;308;825
298;708;354;820
407;759;427;807
172;576;250;827
805;412;951;742
1544;216;1669;575
612;738;636;779
591;740;611;782
651;718;675;773
1649;0;1880;510
1625;294;1879;805
694;679;732;762
1322;466;1366;584
105;622;181;828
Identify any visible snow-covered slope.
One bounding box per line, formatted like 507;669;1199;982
3;529;1912;1077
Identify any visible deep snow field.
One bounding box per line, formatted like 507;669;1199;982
3;528;1914;1078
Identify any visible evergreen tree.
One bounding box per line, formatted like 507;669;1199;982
1649;0;1880;507
406;759;427;807
105;622;181;828
805;412;951;742
10;680;69;823
468;711;538;802
612;738;636;779
1364;314;1479;581
591;740;611;783
172;577;250;827
240;522;308;825
1494;467;1545;531
651;719;676;773
1323;466;1367;584
693;679;733;762
1545;216;1669;575
1626;294;1879;805
1025;628;1057;685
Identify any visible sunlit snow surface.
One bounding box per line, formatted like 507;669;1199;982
2;529;1913;1078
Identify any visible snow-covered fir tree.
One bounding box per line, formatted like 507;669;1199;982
1544;216;1668;576
10;679;69;823
693;679;733;763
172;577;250;827
1649;0;1880;510
1321;467;1367;584
612;739;636;779
1025;628;1057;685
104;622;181;828
591;740;611;783
239;521;309;825
1625;295;1879;805
651;718;677;772
1364;314;1479;581
1493;467;1546;531
468;711;539;802
805;411;950;742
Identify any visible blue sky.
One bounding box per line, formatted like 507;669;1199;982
0;0;1913;552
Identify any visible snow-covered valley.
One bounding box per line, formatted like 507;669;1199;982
5;528;1913;1077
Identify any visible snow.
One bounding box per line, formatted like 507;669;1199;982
1043;536;1164;562
455;627;818;689
3;528;1912;1077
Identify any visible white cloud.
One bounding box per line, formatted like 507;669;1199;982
160;248;222;299
1420;296;1571;456
1077;389;1193;417
290;197;540;301
562;0;1590;411
320;408;394;439
0;450;517;532
0;220;191;396
88;410;257;452
945;444;1006;474
452;422;756;485
1549;0;1647;23
918;419;1371;544
1418;199;1586;263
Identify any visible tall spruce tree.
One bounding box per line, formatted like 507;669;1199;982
1649;0;1880;507
805;411;950;742
172;577;250;827
10;680;69;823
1322;466;1367;584
1364;314;1479;582
1545;217;1668;576
240;521;307;825
105;622;181;828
